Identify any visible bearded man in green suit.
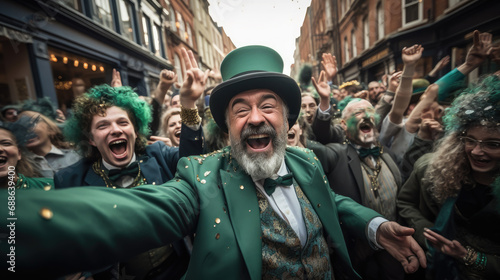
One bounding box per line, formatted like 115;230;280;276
0;46;425;279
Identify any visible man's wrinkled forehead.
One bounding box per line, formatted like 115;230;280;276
343;100;374;117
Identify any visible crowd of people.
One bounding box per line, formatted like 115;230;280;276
0;29;499;280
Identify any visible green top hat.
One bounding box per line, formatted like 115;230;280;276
210;45;301;133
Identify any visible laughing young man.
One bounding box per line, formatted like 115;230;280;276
1;46;425;279
53;48;206;279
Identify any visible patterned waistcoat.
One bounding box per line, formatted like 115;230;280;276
258;185;333;280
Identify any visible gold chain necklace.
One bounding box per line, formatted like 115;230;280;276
92;160;144;189
362;157;382;198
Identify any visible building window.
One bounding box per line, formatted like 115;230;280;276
377;2;384;40
402;0;423;26
351;29;357;57
152;24;162;57
363;17;369;50
174;54;183;84
177;12;185;41
92;0;114;30
118;0;134;41
344;37;350;62
59;0;82;12
142;15;150;49
170;7;177;32
187;24;193;46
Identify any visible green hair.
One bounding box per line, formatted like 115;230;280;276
64;85;152;159
442;74;500;133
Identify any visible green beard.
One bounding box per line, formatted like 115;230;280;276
346;116;359;137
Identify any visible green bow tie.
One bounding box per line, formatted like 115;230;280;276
358;146;381;159
263;173;293;196
107;161;139;182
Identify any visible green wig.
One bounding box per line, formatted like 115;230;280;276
442;74;500;133
64;85;152;159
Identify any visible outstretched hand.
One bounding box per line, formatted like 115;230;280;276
377;221;427;274
180;48;209;109
321;53;338;81
311;70;331;111
423;228;467;260
465;30;492;69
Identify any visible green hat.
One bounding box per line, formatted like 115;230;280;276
410;78;430;104
210;45;301;133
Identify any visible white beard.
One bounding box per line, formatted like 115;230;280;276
230;123;287;180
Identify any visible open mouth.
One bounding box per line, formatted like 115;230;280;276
246;134;271;150
174;130;181;138
109;139;128;156
0;156;7;167
359;122;373;133
470;157;490;167
288;132;295;140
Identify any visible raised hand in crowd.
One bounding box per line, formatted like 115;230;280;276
379;70;402;106
110;68;122;87
458;30;492;74
427;55;450;80
180;47;210;110
488;43;500;65
390;44;424;125
388;71;402;93
55;109;66;123
402;44;424;66
353;89;369;100
311;70;331;111
405;84;440;135
321;53;338;82
152;69;177;105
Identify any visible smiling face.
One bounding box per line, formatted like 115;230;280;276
301;95;317;124
0;128;21;180
287;123;303;147
166;113;182;146
464;126;500;181
227;89;288;179
343;100;379;147
89;106;137;168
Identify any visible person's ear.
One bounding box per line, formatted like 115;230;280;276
340;119;347;131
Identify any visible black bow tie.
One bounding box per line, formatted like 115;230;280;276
263;173;293;196
358;146;381;159
107;161;139;182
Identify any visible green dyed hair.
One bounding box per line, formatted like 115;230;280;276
64;85;152;159
442;74;500;133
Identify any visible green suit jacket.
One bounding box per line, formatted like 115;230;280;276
1;146;380;279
